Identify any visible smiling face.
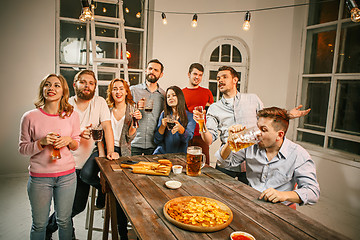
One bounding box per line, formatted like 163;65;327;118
111;80;127;104
145;62;163;83
166;89;178;108
43;76;63;103
217;70;238;95
188;68;203;87
257;117;284;149
74;73;96;100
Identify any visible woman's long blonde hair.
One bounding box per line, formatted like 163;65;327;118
34;74;73;118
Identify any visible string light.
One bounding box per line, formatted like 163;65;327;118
136;12;141;18
103;7;107;13
161;12;167;25
346;0;360;22
125;7;130;13
242;11;251;31
191;14;198;27
79;0;94;22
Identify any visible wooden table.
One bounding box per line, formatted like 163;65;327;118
96;153;348;240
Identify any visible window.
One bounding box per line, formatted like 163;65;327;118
201;37;249;102
56;0;147;98
297;0;360;157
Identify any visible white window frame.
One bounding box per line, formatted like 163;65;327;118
200;37;250;101
295;0;360;162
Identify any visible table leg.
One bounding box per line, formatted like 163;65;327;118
103;193;110;240
109;191;119;240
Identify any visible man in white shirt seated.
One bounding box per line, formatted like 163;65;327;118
216;107;320;206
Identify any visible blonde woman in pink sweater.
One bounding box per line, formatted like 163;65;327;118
19;74;80;240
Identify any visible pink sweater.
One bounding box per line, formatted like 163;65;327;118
19;108;81;177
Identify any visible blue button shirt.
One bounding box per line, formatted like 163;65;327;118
130;82;165;149
216;138;320;205
206;92;263;172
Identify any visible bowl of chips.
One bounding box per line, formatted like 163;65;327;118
163;196;233;232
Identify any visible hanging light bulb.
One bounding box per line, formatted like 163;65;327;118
125;7;130;13
346;0;360;22
136;12;141;18
79;0;94;22
161;12;167;25
242;11;251;31
191;14;198;28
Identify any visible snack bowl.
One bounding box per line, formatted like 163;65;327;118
230;231;256;240
165;180;182;189
172;165;183;174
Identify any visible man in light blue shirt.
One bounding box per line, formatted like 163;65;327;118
216;107;320;205
130;59;166;155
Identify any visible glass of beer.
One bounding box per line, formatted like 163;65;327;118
228;126;262;152
186;146;206;176
194;106;205;133
51;132;61;160
130;104;139;128
91;125;103;143
145;99;154;113
166;115;176;131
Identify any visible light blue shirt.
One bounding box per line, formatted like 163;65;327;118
130;82;165;149
216;138;320;205
206;92;263;172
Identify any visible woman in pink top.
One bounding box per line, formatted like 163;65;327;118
19;74;80;240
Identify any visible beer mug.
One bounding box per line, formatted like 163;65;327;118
186;146;206;176
228;126;262;152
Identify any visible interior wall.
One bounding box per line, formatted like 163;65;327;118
0;0;56;174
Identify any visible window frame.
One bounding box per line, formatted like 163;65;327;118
296;0;360;161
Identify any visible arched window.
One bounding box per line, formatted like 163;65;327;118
200;37;249;102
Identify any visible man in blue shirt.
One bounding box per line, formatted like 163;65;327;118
216;107;320;205
130;59;166;155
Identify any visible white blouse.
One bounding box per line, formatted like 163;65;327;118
111;111;125;147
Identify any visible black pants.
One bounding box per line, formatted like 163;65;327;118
131;146;155;156
215;165;249;185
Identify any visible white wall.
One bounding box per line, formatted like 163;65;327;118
0;0;56;174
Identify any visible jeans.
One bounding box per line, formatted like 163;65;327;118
47;169;90;236
131;146;155;156
215;165;249;185
28;172;76;240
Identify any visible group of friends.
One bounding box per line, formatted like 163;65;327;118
19;59;320;240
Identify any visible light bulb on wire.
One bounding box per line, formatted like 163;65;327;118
125;7;129;13
346;0;360;22
79;0;94;22
191;14;198;28
136;12;141;18
161;12;167;25
242;11;251;31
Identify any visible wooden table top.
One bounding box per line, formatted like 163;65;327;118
96;153;348;240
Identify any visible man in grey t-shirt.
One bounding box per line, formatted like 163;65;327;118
130;59;165;155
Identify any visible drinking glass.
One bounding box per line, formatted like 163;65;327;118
130;104;139;128
227;126;262;152
166;115;176;131
194;106;205;132
186;146;206;176
91;125;103;143
144;99;154;113
51;131;61;160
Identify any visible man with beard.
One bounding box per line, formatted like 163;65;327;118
46;70;118;240
182;63;213;164
194;66;310;184
215;107;320;207
130;59;166;155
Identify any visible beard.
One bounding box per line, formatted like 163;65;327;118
146;73;159;83
75;87;95;100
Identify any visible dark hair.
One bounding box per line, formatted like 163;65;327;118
73;69;97;86
257;107;290;134
148;59;164;73
188;63;204;73
164;86;189;128
218;66;239;79
106;78;135;108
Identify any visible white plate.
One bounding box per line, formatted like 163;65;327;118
165;180;182;189
230;231;256;240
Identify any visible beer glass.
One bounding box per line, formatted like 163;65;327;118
144;99;154;113
51;132;61;160
166;115;176;131
228;126;262;152
186;146;206;176
91;125;103;143
130;104;139;128
194;106;205;133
